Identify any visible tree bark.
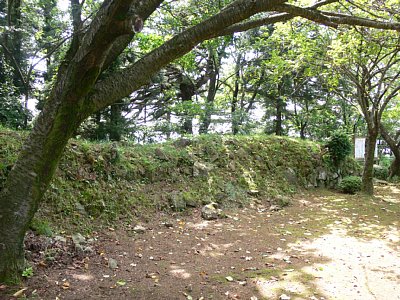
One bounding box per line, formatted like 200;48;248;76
275;96;284;136
362;128;378;195
199;69;217;134
380;124;400;177
199;48;218;134
179;80;195;135
231;53;241;135
0;0;142;282
109;104;123;141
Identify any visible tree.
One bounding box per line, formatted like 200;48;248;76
1;0;400;282
328;28;400;194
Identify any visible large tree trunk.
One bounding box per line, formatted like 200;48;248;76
362;128;378;195
0;99;82;282
0;0;143;282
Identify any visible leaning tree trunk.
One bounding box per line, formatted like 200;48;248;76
362;128;378;195
0;92;84;282
0;0;141;282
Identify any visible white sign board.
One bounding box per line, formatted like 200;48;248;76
354;137;378;159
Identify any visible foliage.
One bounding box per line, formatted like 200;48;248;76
326;131;352;168
22;266;33;278
339;176;362;194
29;218;53;236
373;166;389;181
0;129;353;232
379;156;393;169
0;58;31;129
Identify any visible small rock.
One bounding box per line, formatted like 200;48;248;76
163;222;174;228
54;235;67;243
201;202;222;220
279;294;291;300
225;276;234;282
75;202;87;215
72;233;86;246
154;148;168;160
84;246;94;253
193;161;213;177
108;258;118;270
248;190;259;196
133;225;146;234
269;205;281;211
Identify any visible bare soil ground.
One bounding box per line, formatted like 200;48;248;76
1;185;399;300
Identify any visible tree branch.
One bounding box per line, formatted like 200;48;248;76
221;0;338;35
88;0;287;113
274;4;400;31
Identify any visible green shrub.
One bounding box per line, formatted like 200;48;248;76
379;156;393;169
373;165;388;180
30;219;53;237
326;132;352;168
339;176;362;194
389;175;400;183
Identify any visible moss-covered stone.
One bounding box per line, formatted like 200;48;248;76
0;130;360;233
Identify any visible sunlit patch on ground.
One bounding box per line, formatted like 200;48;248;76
255;226;400;299
71;273;94;281
187;220;210;230
198;242;235;257
300;229;400;299
375;184;400;204
254;186;400;300
169;266;191;279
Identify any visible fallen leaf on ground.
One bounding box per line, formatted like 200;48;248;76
62;282;70;289
116;280;126;286
13;288;28;297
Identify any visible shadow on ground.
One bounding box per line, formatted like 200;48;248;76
2;185;400;300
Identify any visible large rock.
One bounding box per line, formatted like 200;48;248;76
169;192;186;211
201;202;222;220
154;148;168;160
307;172;318;188
284;168;297;185
193;161;213;177
72;233;86;247
133;224;146;234
318;169;327;180
173;138;192;148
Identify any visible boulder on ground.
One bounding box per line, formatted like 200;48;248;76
201;202;222;220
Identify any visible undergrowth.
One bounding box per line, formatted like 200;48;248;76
0;131;352;233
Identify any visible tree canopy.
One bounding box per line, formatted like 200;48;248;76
1;0;400;283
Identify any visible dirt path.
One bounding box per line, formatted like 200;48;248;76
3;186;400;300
